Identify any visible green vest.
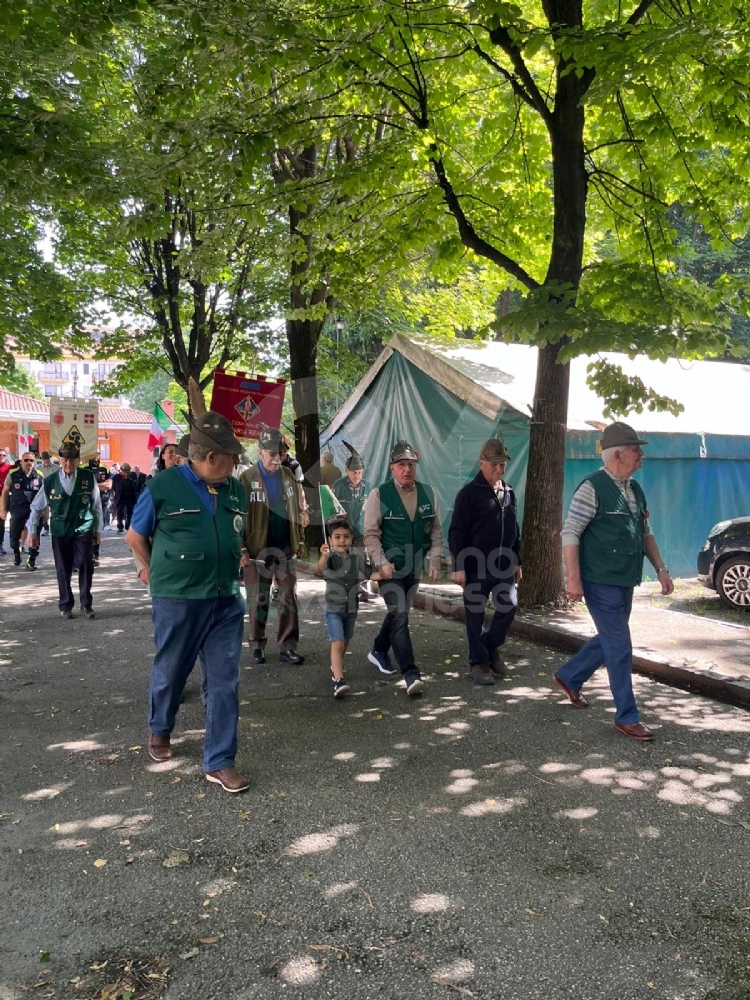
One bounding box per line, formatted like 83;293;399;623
332;475;370;537
44;468;96;537
578;469;648;587
147;466;247;599
378;479;435;576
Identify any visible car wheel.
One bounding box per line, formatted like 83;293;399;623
715;556;750;611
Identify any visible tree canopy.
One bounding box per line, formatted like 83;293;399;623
3;0;750;597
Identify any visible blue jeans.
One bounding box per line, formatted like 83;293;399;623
324;607;358;642
556;581;638;725
373;575;420;677
149;595;245;772
463;573;516;664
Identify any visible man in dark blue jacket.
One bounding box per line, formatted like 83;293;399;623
448;439;522;686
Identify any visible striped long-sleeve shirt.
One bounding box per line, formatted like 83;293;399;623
561;466;652;547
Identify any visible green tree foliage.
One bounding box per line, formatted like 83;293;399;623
317;0;750;602
0;361;45;399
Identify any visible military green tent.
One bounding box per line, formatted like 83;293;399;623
321;334;750;577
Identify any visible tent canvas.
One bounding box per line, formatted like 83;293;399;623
321;334;750;577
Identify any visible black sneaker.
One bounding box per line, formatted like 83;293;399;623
249;648;265;665
279;650;305;665
26;559;37;572
367;649;397;676
405;671;424;696
60;610;74;619
82;607;96;619
332;677;350;698
13;550;21;566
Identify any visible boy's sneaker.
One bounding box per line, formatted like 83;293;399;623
13;550;21;566
332;677;350;698
26;557;37;571
405;671;424;696
368;649;397;676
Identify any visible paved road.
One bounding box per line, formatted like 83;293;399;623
2;534;750;1000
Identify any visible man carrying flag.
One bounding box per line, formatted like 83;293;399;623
147;402;173;452
241;427;306;666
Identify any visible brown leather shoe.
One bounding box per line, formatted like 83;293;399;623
470;663;495;686
553;674;589;709
205;767;250;793
615;721;653;741
148;732;173;762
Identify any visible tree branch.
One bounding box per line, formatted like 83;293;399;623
431;154;540;290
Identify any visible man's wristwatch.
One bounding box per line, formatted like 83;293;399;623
656;566;669;575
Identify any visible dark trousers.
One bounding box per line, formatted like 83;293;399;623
463;574;516;665
51;534;94;612
373;574;420;675
116;499;135;531
0;515;4;547
244;551;299;651
9;507;38;559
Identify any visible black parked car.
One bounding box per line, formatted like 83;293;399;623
697;517;750;610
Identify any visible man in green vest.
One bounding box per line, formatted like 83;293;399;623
241;427;306;666
27;443;103;618
125;412;250;794
332;441;372;601
554;422;674;741
363;440;444;695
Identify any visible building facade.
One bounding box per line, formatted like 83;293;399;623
0;390;178;470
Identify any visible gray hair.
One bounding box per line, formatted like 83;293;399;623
322;451;334;463
188;441;211;462
601;446;621;466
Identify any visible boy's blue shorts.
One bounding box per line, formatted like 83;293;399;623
325;607;358;642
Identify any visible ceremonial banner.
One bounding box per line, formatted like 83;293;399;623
209;369;286;441
49;398;99;461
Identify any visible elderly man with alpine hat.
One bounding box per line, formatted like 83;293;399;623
554;421;674;741
332;441;372;601
363;440;443;695
448;438;522;686
126;402;250;793
27;443;103;617
241;426;305;666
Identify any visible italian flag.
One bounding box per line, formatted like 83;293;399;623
18;420;35;450
147;402;172;451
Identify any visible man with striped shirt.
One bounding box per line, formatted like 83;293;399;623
554;422;673;741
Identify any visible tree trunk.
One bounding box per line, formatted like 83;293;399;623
519;342;570;605
520;4;588;606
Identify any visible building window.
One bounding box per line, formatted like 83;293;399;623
43;362;62;376
83;363;89;374
99;443;110;459
70;362;77;373
44;386;57;397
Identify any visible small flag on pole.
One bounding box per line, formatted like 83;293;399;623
319;485;346;522
319;485;346;544
147;402;172;452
